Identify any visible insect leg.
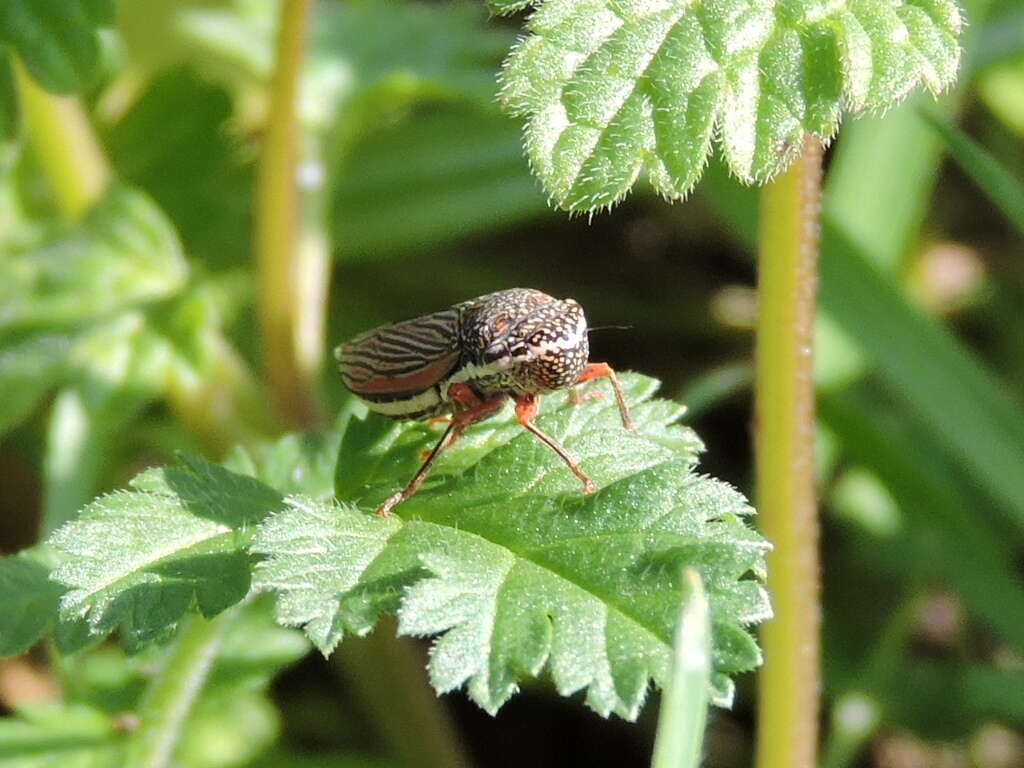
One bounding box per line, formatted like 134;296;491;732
567;386;604;406
575;362;638;433
514;394;596;494
376;392;506;517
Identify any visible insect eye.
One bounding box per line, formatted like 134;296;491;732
482;343;510;364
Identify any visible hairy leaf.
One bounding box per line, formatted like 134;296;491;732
499;0;963;210
48;456;283;651
254;374;769;718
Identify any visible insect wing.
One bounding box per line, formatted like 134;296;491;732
336;308;461;402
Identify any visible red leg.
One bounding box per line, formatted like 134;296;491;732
377;393;506;517
515;394;595;494
447;381;482;409
575;362;637;433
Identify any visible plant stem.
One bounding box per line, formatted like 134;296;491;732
255;0;326;430
13;58;110;219
124;610;238;768
753;135;823;768
333;617;473;768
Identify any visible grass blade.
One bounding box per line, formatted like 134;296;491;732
922;112;1024;235
651;568;712;768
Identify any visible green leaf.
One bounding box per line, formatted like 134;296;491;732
105;70;255;271
117;0;274;88
0;50;17;142
48;456;283;651
0;185;188;333
232;429;342;500
312;2;512;110
819;221;1024;531
331;101;548;259
0;548;63;656
0;704;120;768
254;374;769;719
499;0;963;211
204;597;310;695
0;332;70;438
0;0;110;93
922;111;1024;235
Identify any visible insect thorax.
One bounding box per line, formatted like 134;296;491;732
446;289;590;399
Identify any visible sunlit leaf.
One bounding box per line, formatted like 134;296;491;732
49;456;282;651
254;374;769;719
499;0;963;210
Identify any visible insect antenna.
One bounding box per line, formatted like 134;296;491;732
586;324;633;334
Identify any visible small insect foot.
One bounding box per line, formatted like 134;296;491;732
515;394;596;494
376;492;403;518
567;386;605;406
576;362;638;434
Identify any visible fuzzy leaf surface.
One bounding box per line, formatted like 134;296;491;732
48;456;282;651
254;374;770;718
499;0;963;210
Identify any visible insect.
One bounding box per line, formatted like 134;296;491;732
335;288;637;516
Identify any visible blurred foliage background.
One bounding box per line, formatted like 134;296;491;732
1;0;1024;766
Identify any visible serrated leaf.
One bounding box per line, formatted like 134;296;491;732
0;185;188;333
0;548;63;656
255;374;769;719
0;0;110;93
48;456;283;651
499;0;963;210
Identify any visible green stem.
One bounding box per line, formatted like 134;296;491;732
124;610;238;768
255;0;326;430
333;618;473;768
13;58;110;218
754;135;823;768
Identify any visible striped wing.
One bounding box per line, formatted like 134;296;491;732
335;308;461;417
